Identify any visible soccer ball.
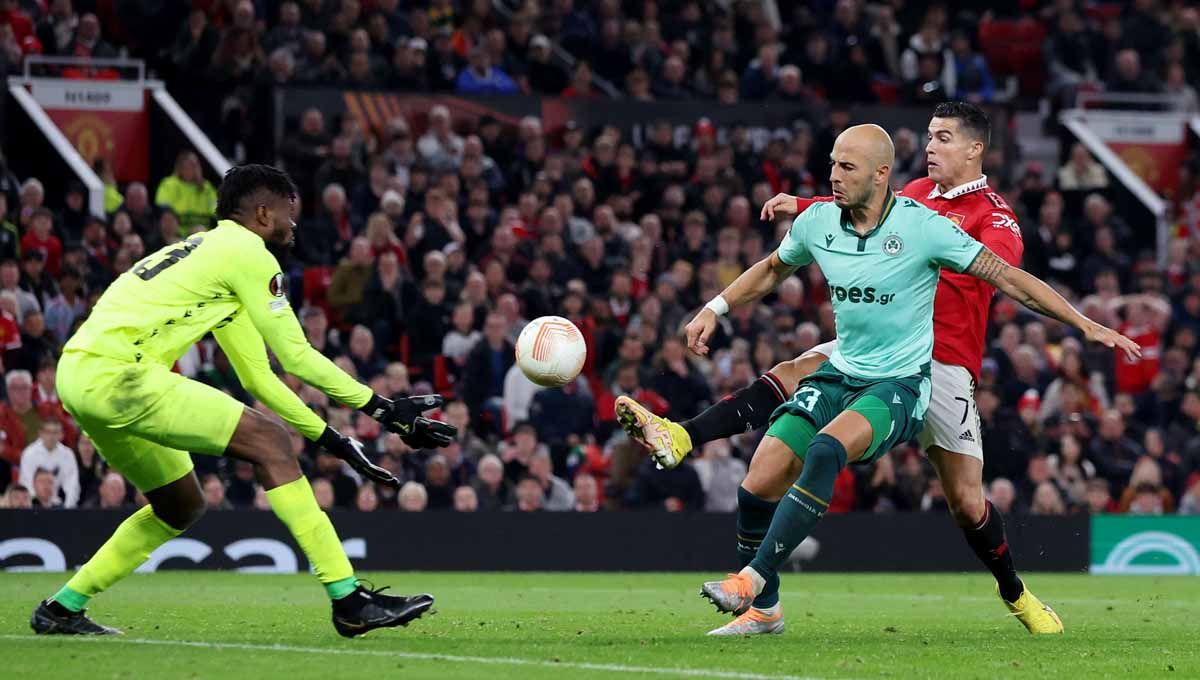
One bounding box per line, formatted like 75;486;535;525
515;316;587;387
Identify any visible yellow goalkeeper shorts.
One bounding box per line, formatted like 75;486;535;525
56;350;245;493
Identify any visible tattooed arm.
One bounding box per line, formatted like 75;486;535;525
965;247;1142;360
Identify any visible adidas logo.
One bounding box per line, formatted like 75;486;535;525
892;393;902;405
958;431;975;442
774;541;787;555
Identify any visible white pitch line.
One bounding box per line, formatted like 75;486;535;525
0;634;831;680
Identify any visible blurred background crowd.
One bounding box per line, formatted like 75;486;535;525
1;0;1200;519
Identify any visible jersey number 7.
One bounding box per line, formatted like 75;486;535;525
133;236;204;281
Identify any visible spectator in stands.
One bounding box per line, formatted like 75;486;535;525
21;249;57;304
422;454;455;510
68;12;115;58
900;9;954;94
573;473;600;512
418;105;464;172
948;31;994;103
628;455;704;511
442;400;491;462
354;483;378;512
1118;457;1176;513
72;434;102;507
1107;48;1162;103
11;308;54;373
989;478;1017;515
462;312;514;433
561;60;600;98
1091;409;1146;487
1057;144;1109;192
693;440;747;512
525;33;567;95
399;480;428;511
1165;61;1199;113
346;324;385;380
529;376;594;449
1;369;59;466
1179;477;1200;515
453;484;478;512
313;450;357;508
1;484;32;508
117;182;156;237
509;476;544;512
528;449;574;511
456;45;517;95
650;337;712;422
201;473;232;510
311;477;336;510
21;208;61;276
301;183;353;267
1030;481;1067;515
739;43;779;100
154;151;217;229
471;453;509;511
31;468;61;508
280;108;329;211
314;136;365;201
1084;477;1116;513
16;178;43;230
18;419;77;508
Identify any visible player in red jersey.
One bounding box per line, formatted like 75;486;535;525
617;102;1065;636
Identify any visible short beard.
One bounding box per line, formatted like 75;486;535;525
265;239;293;268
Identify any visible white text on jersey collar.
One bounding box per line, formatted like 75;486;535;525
928;175;988;200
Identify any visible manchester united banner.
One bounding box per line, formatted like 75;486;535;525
30;80;149;183
1084;112;1190;197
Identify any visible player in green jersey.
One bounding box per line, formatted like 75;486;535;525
30;165;456;638
680;125;1140;629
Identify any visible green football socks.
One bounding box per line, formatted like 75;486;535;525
749;434;848;600
55;504;183;611
266;476;357;599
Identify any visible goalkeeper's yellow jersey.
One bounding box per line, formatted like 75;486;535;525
65;219;372;439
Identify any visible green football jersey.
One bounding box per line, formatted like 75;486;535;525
778;190;983;380
65;220;371;439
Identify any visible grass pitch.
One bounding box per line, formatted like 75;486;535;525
2;572;1195;679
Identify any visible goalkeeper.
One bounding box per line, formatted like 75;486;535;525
30;164;455;638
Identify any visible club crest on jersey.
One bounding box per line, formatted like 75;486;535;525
946;212;966;226
269;272;286;297
882;234;904;256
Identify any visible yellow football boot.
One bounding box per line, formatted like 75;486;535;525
614;395;694;469
1002;583;1064;634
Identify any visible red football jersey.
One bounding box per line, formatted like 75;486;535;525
900;177;1023;379
793;175;1023;379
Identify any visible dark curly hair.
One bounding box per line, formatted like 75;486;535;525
215;164;298;220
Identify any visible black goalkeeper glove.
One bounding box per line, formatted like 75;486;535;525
361;394;457;449
316;426;401;488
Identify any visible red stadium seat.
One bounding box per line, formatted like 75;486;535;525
978;19;1047;97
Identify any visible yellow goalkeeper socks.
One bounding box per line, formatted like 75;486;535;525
266;476;357;600
55;504;183;611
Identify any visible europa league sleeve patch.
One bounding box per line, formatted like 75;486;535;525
269;272;286;297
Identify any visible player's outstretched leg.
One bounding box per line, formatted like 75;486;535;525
617;360;805;467
707;436;804;636
703;408;870;615
929;447;1063;634
32;472;206;635
226;409;433;637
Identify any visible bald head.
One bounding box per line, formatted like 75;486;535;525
830;124;895;212
837;124;895;167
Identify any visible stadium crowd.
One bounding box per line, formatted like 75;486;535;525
1;0;1200;519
